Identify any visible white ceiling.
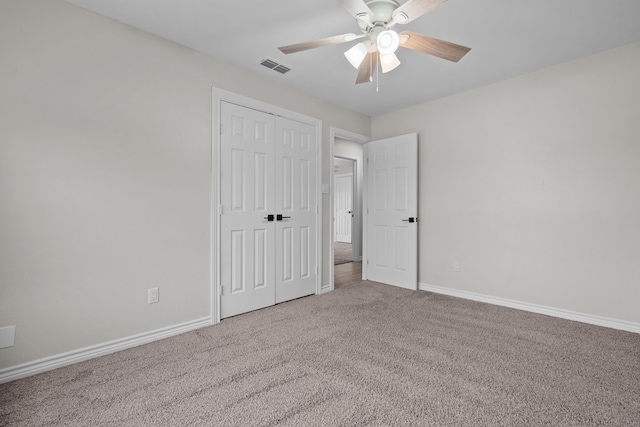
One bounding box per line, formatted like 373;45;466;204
67;0;640;117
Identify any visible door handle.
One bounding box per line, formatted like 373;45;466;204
402;217;418;223
277;214;291;221
264;214;275;222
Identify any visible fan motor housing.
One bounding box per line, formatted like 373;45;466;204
365;0;400;24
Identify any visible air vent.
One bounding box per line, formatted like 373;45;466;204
273;65;291;74
260;59;279;69
260;58;291;74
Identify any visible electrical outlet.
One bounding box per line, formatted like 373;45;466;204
453;262;460;272
0;326;16;349
148;287;159;304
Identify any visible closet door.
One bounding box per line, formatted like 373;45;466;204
219;104;318;318
220;102;276;318
274;117;318;303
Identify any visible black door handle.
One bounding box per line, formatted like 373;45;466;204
264;214;275;222
402;217;418;223
277;214;291;221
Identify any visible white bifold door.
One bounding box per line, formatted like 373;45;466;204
220;102;318;318
365;133;418;290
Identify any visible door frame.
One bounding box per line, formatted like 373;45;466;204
329;127;369;290
212;88;323;324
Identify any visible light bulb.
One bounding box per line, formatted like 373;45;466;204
377;30;399;55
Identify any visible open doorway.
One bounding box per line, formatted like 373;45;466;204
330;127;369;289
333;157;361;289
334;157;355;265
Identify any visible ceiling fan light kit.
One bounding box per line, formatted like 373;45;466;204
376;30;400;55
380;52;401;73
345;40;370;69
278;0;471;85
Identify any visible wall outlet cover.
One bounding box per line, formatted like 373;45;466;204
0;325;16;349
148;288;159;304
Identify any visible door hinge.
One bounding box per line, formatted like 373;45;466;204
315;266;319;275
219;205;224;216
219;286;223;296
219;124;223;135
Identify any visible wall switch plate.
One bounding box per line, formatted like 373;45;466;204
0;325;16;349
148;287;159;304
322;184;330;194
453;262;460;272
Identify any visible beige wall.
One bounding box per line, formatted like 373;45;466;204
0;0;370;368
2;0;638;373
372;41;640;323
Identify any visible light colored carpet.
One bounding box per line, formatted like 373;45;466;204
1;281;639;426
333;242;352;265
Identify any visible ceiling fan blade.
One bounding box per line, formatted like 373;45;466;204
340;0;373;20
400;31;471;62
278;33;361;54
393;0;448;24
355;52;379;84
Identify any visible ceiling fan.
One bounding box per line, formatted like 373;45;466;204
278;0;471;84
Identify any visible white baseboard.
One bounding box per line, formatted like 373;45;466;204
419;283;640;334
320;284;333;294
0;317;212;384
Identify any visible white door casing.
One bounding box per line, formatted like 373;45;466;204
364;133;418;290
219;102;318;318
335;174;353;244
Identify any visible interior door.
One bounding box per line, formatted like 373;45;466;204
365;133;418;290
335;174;353;243
274;116;318;303
220;102;276;318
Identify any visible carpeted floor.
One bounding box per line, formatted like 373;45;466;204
1;281;639;426
334;242;352;265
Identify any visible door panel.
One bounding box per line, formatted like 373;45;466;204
365;133;418;290
300;226;310;278
254;229;268;288
220;103;276;318
275;117;317;303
